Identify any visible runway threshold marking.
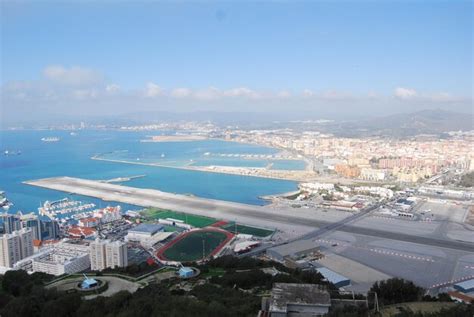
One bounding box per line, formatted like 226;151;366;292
429;274;474;289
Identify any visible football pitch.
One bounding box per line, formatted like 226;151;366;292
141;208;217;228
161;230;230;262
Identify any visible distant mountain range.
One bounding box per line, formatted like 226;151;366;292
4;109;472;138
334;109;474;137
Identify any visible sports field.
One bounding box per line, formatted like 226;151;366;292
221;223;274;237
158;229;233;262
141;208;217;228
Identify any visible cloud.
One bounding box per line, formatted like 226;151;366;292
170;88;192;98
222;87;259;98
43;65;103;86
72;89;98;100
105;84;120;93
320;90;353;100
144;82;163;97
277;90;291;98
394;87;417;99
194;86;220;100
302;89;315;97
2;65;472;125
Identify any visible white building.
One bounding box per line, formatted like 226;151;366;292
360;168;387;181
125;223;172;248
105;240;128;269
90;239;128;271
14;240;90;275
299;182;335;193
90;239;107;271
93;206;122;223
0;228;34;268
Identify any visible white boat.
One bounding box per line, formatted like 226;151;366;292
41;137;60;142
0;191;12;210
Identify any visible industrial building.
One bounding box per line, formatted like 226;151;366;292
261;283;331;317
315;267;351;288
126;223;164;239
0;228;34;268
125;223;172;248
453;279;474;293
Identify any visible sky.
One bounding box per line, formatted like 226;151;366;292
1;1;472;125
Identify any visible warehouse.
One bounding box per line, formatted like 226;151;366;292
315;267;351;288
267;240;320;262
453;279;474;293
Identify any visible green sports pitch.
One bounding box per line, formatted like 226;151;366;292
141;209;217;228
221;223;274;237
161;230;230;262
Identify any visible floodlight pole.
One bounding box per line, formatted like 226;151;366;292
202;238;205;260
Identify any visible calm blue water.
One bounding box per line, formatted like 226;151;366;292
0;130;298;213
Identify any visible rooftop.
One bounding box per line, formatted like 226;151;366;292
179;267;194;273
454;278;474;291
315;267;350;285
269;283;331;313
129;223;164;234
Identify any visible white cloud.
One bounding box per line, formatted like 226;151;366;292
223;87;259;98
43;65;103;86
367;91;378;98
144;82;163;98
72;89;97;100
105;84;120;93
194;86;221;100
277;90;291;98
320;90;353;100
2;65;471;124
170;88;192;98
394;87;417;99
302;89;315;97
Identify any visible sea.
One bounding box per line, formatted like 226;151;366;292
0;130;300;214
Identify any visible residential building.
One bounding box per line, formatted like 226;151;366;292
31;243;90;275
0;214;21;234
0;228;34;267
42;219;60;240
90;239;107;271
21;214;42;241
105;240;128;269
78;217;99;228
90;239;128;271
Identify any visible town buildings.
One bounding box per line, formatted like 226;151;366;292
0;228;34;267
31;241;91;275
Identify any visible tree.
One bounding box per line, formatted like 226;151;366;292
370;278;424;305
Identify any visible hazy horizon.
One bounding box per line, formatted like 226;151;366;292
1;1;472;126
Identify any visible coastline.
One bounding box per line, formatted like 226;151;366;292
91;156;314;182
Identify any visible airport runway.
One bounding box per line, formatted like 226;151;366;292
25;176;474;253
